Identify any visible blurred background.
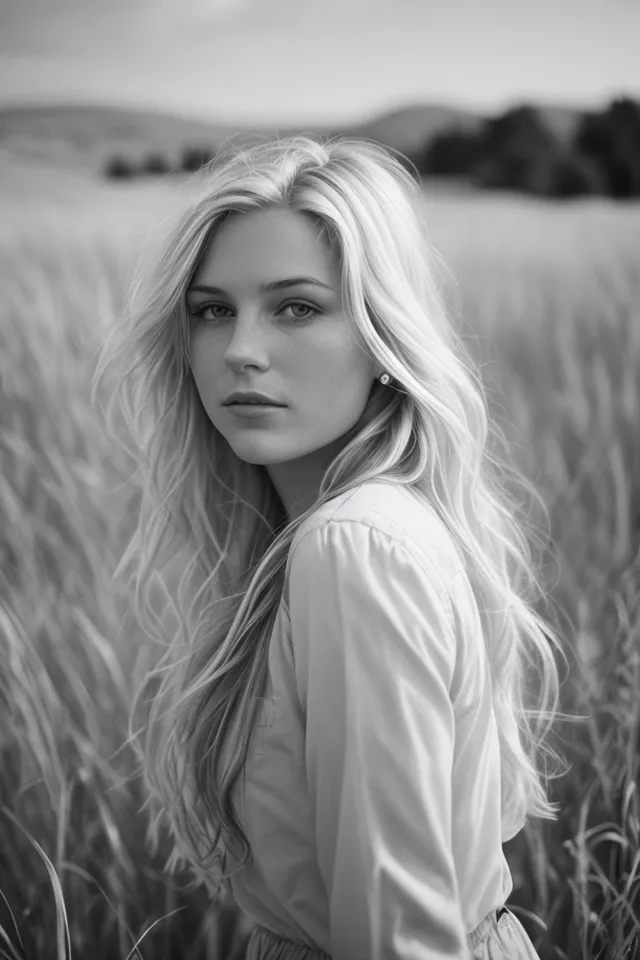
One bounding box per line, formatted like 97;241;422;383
1;2;639;959
2;0;640;199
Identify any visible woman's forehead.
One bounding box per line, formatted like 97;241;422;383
190;208;340;290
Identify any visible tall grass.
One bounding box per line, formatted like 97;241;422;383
0;187;639;959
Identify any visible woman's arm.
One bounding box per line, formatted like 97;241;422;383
288;519;472;960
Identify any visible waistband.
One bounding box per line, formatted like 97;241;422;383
467;905;510;948
248;905;511;958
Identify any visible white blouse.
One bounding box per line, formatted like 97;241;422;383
225;480;526;959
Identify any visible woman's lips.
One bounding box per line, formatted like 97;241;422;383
225;403;286;419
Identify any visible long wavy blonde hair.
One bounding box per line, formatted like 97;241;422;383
92;134;565;904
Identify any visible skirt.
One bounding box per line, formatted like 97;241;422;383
245;906;541;960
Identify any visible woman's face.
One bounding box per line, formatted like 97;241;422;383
186;205;379;516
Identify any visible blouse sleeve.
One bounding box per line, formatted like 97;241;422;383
287;519;472;960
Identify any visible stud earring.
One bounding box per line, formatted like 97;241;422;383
379;373;391;385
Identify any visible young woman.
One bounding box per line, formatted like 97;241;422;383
93;134;565;959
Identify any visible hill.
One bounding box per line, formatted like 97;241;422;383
0;99;583;179
344;102;481;156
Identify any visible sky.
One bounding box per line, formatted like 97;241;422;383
1;0;639;126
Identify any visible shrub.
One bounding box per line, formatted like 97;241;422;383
103;155;136;180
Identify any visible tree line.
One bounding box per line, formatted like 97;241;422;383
104;145;215;180
411;96;640;199
104;96;640;200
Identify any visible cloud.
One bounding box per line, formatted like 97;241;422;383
0;0;256;56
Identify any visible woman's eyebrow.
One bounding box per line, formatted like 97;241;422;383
187;276;335;295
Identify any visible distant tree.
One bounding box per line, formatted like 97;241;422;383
478;105;557;155
547;150;607;198
472;151;553;195
103;155;136;179
140;152;173;176
608;156;640;198
575;97;640;198
473;105;560;194
181;145;215;172
417;127;480;176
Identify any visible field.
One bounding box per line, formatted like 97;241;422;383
1;155;639;960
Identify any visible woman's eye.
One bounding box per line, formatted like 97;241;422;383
194;304;230;321
284;302;319;321
192;302;319;323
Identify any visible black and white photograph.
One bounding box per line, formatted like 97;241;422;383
1;2;639;958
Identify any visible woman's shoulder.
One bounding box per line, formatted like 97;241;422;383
288;480;465;585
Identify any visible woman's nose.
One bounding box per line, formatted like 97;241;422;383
223;316;270;367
